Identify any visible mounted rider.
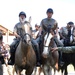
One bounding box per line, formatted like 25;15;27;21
8;11;32;65
9;11;41;66
39;8;64;69
39;8;63;47
59;21;74;46
32;24;41;66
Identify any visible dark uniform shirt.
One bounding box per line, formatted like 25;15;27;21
13;21;32;37
40;18;58;33
59;27;68;38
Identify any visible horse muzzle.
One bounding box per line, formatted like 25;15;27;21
42;53;48;58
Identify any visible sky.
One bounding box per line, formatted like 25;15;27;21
0;0;75;44
0;0;75;31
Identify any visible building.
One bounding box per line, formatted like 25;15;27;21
0;25;14;44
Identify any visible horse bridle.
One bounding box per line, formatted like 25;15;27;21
23;33;32;43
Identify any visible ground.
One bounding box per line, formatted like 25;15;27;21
2;64;75;75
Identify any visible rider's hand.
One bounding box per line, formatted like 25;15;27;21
51;47;58;52
17;35;21;38
1;54;4;56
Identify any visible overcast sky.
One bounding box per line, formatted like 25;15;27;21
0;0;75;31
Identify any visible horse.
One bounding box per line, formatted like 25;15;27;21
14;24;36;75
39;32;59;75
58;27;75;75
58;48;75;75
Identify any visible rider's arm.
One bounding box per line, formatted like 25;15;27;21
13;25;20;38
13;32;20;38
39;26;42;35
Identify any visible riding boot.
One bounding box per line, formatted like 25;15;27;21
8;52;15;65
8;38;20;65
35;46;41;66
8;47;15;65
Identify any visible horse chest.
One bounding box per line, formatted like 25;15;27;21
21;57;26;65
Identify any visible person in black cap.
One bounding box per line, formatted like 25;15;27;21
8;11;32;65
39;8;63;47
59;21;74;46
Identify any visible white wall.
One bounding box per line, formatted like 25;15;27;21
3;36;15;45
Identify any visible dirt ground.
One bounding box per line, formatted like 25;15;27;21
1;64;75;75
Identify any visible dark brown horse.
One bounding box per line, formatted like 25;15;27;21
40;32;59;75
14;24;36;75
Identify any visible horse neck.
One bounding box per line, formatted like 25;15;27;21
49;38;57;47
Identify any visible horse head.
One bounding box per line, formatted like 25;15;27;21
42;32;53;58
21;23;32;44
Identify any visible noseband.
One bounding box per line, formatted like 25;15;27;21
23;33;32;43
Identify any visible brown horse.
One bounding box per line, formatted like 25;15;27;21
14;24;36;75
40;33;59;75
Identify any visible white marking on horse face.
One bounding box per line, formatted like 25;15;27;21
43;33;53;55
26;35;31;43
24;24;28;33
24;24;31;43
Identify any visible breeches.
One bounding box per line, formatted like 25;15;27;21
31;39;39;50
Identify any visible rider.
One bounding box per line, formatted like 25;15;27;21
32;24;40;39
59;21;74;46
32;24;41;66
8;11;32;65
0;32;9;64
39;8;64;69
39;8;63;47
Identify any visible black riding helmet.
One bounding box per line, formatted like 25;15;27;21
67;21;74;25
19;11;26;18
46;8;53;14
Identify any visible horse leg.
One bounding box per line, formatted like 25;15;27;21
33;67;41;75
53;68;57;75
61;69;64;75
4;57;8;67
38;66;43;75
48;66;52;75
64;66;68;75
0;62;3;75
43;65;52;75
15;65;22;75
52;51;59;70
26;67;34;75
